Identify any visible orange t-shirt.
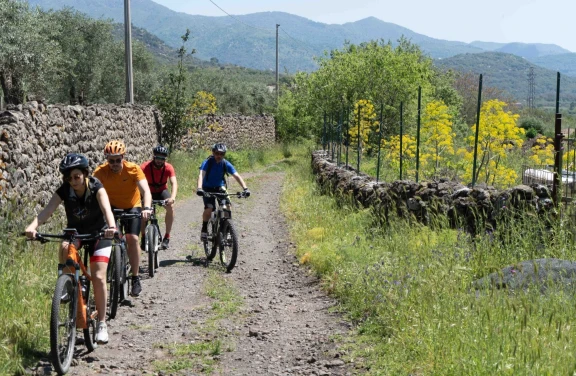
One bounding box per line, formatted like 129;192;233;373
93;161;146;209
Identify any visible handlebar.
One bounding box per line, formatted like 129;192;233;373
21;230;105;243
152;199;167;207
203;191;249;199
113;209;142;220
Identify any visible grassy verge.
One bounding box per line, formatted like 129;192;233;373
0;203;62;375
281;150;576;375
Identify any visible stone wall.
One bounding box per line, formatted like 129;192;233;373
312;151;555;233
0;103;160;209
180;114;276;151
0;103;276;212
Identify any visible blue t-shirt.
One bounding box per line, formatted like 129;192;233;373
200;158;237;188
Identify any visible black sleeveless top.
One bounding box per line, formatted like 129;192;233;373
56;177;106;234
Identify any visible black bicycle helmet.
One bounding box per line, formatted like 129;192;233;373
59;153;89;174
212;143;227;154
153;145;169;156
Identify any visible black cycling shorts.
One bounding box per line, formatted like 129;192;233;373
152;189;171;201
202;187;226;209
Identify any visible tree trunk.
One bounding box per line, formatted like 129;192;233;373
0;72;25;105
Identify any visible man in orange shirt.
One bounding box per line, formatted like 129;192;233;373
94;140;152;296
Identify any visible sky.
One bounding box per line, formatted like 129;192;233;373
151;0;575;52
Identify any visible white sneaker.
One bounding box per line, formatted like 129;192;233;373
96;321;108;344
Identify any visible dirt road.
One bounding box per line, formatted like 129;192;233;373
30;171;353;376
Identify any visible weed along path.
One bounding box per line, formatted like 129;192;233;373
36;170;352;376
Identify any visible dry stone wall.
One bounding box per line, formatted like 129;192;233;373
180;114;275;151
0;104;276;214
0;103;160;210
312;151;556;234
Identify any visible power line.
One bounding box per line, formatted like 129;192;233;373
280;28;317;55
207;0;274;32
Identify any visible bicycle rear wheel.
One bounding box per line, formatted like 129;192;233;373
203;220;217;266
146;225;158;278
83;278;98;352
107;245;122;319
219;220;239;273
50;274;77;375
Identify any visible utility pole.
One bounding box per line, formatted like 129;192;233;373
124;0;134;104
276;24;280;103
527;67;535;110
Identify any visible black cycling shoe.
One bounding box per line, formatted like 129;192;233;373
131;276;142;296
161;237;170;249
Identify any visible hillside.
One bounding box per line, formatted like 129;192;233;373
435;52;576;106
528;53;576;78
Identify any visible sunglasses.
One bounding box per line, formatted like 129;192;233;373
107;157;123;164
154;156;167;160
66;173;83;182
214;152;225;156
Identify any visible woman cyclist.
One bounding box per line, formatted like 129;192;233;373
25;153;116;344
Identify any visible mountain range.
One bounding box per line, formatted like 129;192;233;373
26;0;576;76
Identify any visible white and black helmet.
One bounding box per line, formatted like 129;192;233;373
212;143;227;154
59;153;89;174
153;145;169;156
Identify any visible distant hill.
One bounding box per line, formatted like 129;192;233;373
495;42;570;59
435;52;576;105
527;53;576;78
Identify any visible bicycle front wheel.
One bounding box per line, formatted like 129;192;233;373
219;220;239;272
83;278;97;352
146;225;159;278
203;220;218;265
107;245;122;319
120;244;130;301
50;274;77;375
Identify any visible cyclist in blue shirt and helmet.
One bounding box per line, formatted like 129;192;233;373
196;143;250;240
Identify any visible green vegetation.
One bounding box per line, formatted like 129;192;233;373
281;149;576;374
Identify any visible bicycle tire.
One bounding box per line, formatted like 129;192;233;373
155;225;162;270
219;220;239;272
107;245;122;319
83;278;97;352
203;220;218;266
120;244;130;301
146;225;158;278
50;274;77;375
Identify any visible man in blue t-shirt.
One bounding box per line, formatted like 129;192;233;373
196;143;250;240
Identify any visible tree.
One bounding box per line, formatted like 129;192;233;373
0;0;60;104
457;100;524;186
153;30;195;152
349;99;379;154
420;100;455;178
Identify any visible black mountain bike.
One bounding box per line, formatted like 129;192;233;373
109;210;141;313
203;191;248;272
144;199;166;278
23;229;104;375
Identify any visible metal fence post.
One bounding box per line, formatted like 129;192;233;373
357;105;361;173
472;74;483;187
376;102;384;183
415;86;422;182
399;101;404;180
322;111;327;151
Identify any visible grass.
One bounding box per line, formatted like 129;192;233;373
281;148;576;375
0;200;67;375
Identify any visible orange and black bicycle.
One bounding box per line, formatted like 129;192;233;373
23;228;104;375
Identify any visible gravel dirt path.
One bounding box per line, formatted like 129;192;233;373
29;170;353;376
